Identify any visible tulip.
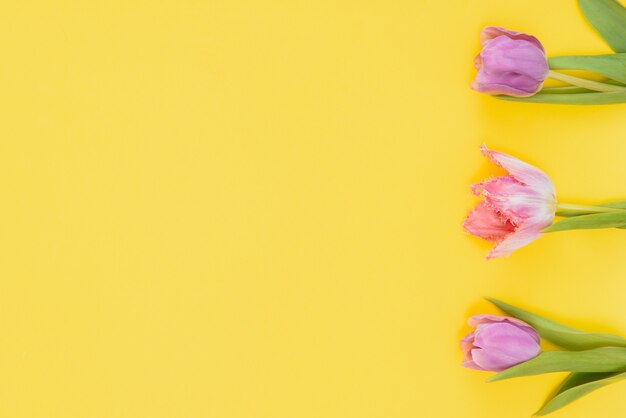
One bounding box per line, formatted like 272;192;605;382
471;26;549;97
464;145;556;259
461;314;541;372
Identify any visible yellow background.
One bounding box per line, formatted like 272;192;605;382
1;1;625;417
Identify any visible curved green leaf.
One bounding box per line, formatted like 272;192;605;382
601;200;626;209
497;90;626;105
487;347;626;382
579;0;626;52
545;211;626;232
535;372;626;416
486;298;626;350
549;54;626;84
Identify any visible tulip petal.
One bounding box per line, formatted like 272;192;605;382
471;80;543;98
471;322;541;371
487;227;542;259
471;347;530;372
462;359;486;371
480;145;556;197
468;315;540;344
461;332;476;360
464;201;515;243
480;26;545;52
476;176;554;227
474;323;541;357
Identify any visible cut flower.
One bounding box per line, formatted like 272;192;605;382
464;146;556;259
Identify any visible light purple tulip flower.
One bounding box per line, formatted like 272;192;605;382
461;314;541;372
471;26;549;97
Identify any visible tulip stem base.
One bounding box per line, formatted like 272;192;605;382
547;71;626;93
556;203;624;214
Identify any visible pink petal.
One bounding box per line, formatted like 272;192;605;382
464;201;515;243
476;176;554;227
487;227;542;259
473;54;483;70
468;315;535;338
462;359;486;371
474;323;541;356
460;332;476;361
469;315;539;343
480;145;555;196
471;347;526;372
471;322;541;371
470;80;542;98
480;26;545;52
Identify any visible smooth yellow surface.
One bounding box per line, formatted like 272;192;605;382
1;1;626;417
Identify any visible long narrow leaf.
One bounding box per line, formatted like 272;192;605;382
486;298;626;350
497;90;626;105
600;201;626;209
599;201;626;229
487;347;626;382
535;372;626;416
545;211;626;232
549;54;626;84
578;0;626;52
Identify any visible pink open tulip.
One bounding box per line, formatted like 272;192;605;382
472;26;549;97
464;145;556;259
461;315;541;372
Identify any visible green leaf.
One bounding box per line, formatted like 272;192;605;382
578;0;626;52
486;298;626;350
599;202;626;229
545;211;626;232
535;372;626;416
601;200;626;209
487;347;626;382
549;54;626;84
497;90;626;105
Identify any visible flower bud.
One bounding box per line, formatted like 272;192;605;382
461;314;541;372
472;26;549;97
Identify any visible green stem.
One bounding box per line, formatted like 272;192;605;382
547;71;626;93
556;203;625;214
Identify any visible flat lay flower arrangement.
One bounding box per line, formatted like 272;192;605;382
462;0;626;415
10;1;626;417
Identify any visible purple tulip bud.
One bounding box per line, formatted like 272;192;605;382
461;314;541;372
471;26;549;97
